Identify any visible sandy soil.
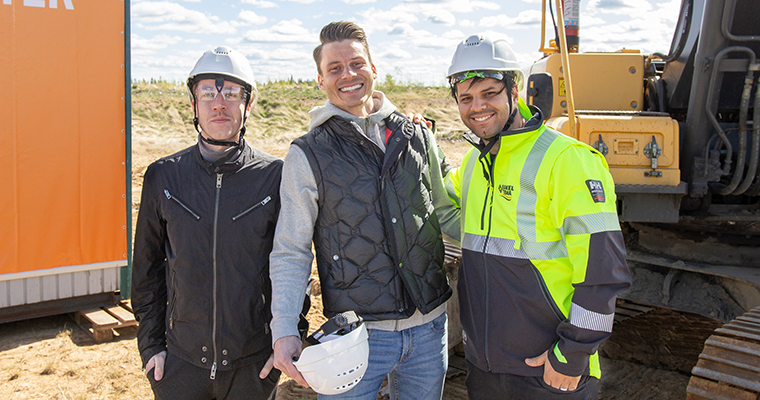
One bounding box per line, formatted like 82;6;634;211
0;87;693;399
0;310;691;399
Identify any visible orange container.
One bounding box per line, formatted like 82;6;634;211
0;0;129;316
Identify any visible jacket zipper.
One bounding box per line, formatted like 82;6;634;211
164;189;200;220
533;267;565;322
479;154;493;231
480;154;496;371
210;173;222;380
232;195;271;221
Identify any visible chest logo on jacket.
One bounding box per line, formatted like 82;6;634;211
498;184;514;201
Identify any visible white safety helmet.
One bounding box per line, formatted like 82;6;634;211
446;34;524;91
186;46;257;147
294;311;369;395
187;46;257;106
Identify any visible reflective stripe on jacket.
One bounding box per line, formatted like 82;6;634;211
446;98;631;378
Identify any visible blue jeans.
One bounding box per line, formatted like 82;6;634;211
319;312;448;400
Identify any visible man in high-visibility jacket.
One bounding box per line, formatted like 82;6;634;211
444;35;632;399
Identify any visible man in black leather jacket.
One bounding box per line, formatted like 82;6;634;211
132;46;282;400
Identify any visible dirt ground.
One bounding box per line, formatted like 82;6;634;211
0;85;693;399
0;310;691;399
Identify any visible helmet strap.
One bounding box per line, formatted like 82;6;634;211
501;93;518;132
305;311;362;345
191;100;248;149
477;92;517;158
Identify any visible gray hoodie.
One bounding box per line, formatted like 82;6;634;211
269;91;459;344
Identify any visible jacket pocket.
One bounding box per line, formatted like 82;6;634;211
168;270;178;330
531;265;565;322
232;195;272;221
247;274;268;336
164;189;200;220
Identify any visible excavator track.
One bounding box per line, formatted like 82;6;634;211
686;306;760;399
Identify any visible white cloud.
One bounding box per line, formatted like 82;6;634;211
131;33;183;50
407;28;461;49
281;0;322;3
243;19;316;44
375;47;413;60
132;1;236;34
425;10;456;26
581;0;678;53
399;0;499;12
388;23;415;36
443;29;465;40
357;7;419;34
479;9;542;29
268;48;313;61
459;19;475;28
339;0;376;3
239;10;268;25
586;0;653;16
241;0;278;7
131;52;199;81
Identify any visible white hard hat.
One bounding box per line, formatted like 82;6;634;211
186;46;257;105
294;311;369;395
446;34;524;90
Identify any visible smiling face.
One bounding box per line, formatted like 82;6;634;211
317;39;377;117
455;77;519;142
193;78;251;146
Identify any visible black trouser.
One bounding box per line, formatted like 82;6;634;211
146;352;280;400
465;359;597;400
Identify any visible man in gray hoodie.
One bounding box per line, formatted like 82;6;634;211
269;21;459;399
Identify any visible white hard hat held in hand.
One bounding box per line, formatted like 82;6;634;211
293;311;369;395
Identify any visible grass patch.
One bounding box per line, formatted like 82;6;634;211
131;79;466;142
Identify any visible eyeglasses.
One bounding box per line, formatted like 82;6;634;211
449;71;504;85
195;84;247;102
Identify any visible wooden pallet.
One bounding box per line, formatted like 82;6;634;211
74;300;138;342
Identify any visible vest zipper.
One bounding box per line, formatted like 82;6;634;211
232;195;271;221
210;173;222;380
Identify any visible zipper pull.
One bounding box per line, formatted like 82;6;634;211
210;362;217;380
216;173;222;189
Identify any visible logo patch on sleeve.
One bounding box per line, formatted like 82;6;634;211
585;180;606;203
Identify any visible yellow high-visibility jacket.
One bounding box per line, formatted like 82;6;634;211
446;98;631;378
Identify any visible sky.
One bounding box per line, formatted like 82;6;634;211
130;0;683;86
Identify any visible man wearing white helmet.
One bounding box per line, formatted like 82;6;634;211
444;35;631;399
269;21;459;399
132;46;282;399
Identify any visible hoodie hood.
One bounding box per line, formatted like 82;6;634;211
309;91;397;151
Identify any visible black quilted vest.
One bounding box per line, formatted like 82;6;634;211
293;112;450;321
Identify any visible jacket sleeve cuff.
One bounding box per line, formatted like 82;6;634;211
270;316;302;348
548;341;590;377
140;345;167;369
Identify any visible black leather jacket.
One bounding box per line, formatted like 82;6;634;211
132;142;282;376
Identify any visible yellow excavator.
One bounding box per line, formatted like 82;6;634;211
524;0;760;397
